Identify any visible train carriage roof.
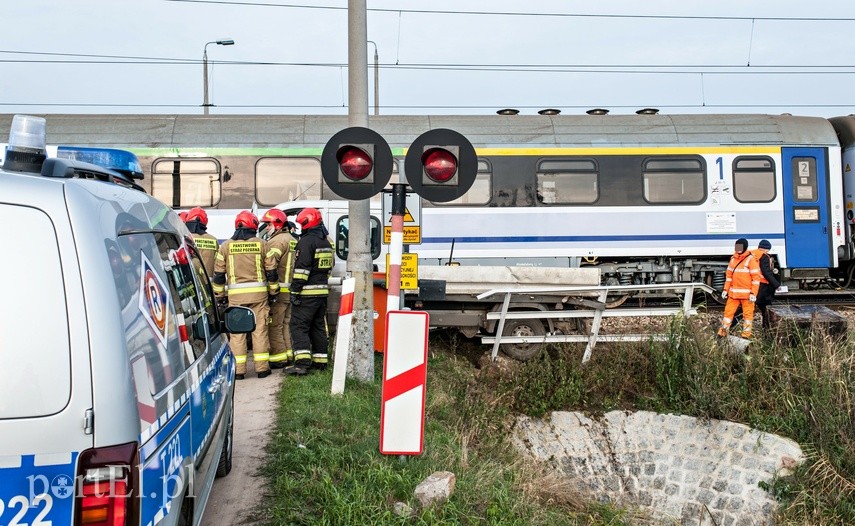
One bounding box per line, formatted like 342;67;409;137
0;113;840;150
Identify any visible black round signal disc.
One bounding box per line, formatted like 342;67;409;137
321;126;393;200
405;128;477;202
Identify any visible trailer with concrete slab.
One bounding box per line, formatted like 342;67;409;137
398;265;713;361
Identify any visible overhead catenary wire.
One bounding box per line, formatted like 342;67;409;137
161;0;855;22
4;51;855;73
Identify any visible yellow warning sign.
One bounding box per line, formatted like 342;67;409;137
847;163;852;173
383;226;421;244
402;208;415;222
385;253;418;290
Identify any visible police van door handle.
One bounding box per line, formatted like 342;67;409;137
208;375;224;394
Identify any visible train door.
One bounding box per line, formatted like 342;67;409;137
781;147;832;268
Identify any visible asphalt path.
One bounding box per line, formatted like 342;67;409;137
202;356;283;526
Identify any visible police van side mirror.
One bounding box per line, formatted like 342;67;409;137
335;215;382;261
222;306;255;334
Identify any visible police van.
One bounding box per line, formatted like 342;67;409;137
0;115;254;526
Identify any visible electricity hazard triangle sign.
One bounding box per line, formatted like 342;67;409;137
402;208;415;222
846;163;851;173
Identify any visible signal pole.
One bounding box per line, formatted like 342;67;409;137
346;0;374;382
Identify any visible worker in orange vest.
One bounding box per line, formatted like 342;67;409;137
717;238;762;339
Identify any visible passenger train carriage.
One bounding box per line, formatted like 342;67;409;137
4;113;855;291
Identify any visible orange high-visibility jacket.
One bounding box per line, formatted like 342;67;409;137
724;251;761;299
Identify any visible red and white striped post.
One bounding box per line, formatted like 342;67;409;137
330;277;355;395
380;310;429;455
385;183;406;311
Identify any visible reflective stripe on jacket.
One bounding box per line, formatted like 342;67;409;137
291;227;333;297
191;232;219;277
212;238;278;304
724;251;761;299
266;230;297;295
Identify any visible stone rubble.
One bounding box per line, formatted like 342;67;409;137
414;471;457;509
514;410;803;526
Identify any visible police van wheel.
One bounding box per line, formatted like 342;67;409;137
500;318;546;361
216;397;234;478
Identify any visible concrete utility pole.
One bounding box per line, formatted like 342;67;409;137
346;0;374;383
368;41;379;115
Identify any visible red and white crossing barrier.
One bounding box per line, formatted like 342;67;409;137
380;310;429;455
330;277;355;395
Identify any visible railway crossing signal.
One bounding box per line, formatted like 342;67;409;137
321;126;394;200
405;128;478;202
322;127;477;202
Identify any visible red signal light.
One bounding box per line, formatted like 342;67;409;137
422;148;457;183
338;146;373;181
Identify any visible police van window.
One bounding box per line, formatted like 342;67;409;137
187;244;220;336
162;241;208;360
113;232;193;395
536;159;598;204
733;157;776;203
0;204;71;419
256;157;322;206
430;160;492;206
642;157;706;204
152;158;222;208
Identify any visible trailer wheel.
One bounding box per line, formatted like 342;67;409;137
501;318;546;361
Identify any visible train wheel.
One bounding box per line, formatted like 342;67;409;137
501;318;546;361
605;294;630;308
710;291;727;305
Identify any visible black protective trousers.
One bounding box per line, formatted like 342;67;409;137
290;296;329;364
756;283;776;328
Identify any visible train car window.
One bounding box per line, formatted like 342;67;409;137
151;158;222;208
642;157;705;204
791;157;817;202
733;157;776;203
431;160;492;206
256;157;322;206
536;159;598;204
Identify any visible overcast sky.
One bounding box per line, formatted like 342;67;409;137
2;0;855;117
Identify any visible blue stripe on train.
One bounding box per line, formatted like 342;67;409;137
422;233;787;244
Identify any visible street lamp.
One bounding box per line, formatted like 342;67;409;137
203;39;235;115
367;41;379;116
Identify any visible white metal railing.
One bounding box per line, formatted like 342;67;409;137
477;282;715;363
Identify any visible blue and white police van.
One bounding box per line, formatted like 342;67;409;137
0;115;254;526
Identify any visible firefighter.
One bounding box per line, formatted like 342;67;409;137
212;210;279;379
183;207;219;277
287;207;333;375
752;239;781;330
261;208;298;369
717;238;762;339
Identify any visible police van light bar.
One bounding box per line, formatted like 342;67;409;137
57;146;144;180
3;114;47;173
337;145;373;181
422;147;458;183
41;158;146;192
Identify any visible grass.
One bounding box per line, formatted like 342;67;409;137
262;316;855;524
